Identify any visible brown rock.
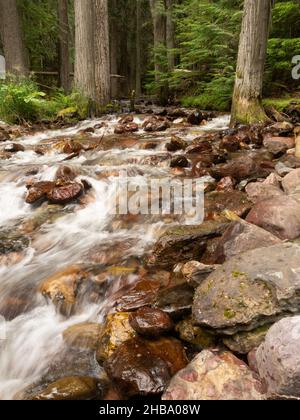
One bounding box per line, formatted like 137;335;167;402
4;143;25;153
32;377;100;400
47;182;83;204
25;181;55;205
245;182;284;203
129;307;173;337
63;323;103;350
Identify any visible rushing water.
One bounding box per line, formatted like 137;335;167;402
0;113;230;400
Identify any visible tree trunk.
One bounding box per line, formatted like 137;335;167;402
58;0;70;93
109;0;119;99
135;0;142;97
74;0;95;101
231;0;272;126
150;0;168;104
0;0;28;76
165;0;175;71
94;0;111;107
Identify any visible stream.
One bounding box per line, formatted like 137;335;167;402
0;112;230;400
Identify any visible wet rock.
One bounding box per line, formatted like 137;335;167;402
63;323;103;350
104;337;187;397
219;135;241;152
114;123;139;134
62;139;84;155
210;156;267;182
162;350;266;400
204;190;252;220
186;140;213;155
187;111;204;125
39;265;88;314
167;108;187;119
193;243;300;335
245;181;284;203
223;325;271;355
176;317;216;348
47;182;83;205
140;141;158;150
216;176;236;192
149;220;229;268
210;220;280;264
118;115;134;124
114;278;162;312
4;143;25;153
25;181;55;205
263;136;295;156
31;377;101;400
165;136;188;152
129;307;173;337
142;116;170;132
256;316;300;399
154;283;195;318
55;166;77;183
96;312;136;362
282;168;300;195
170;155;190;168
246;196;300;240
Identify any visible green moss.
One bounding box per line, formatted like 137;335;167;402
262;97;300;112
232;270;246;278
224;309;236;319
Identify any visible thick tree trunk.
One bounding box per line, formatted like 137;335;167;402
0;0;28;76
231;0;272;126
165;0;175;71
94;0;111;107
109;0;119;99
135;0;142;97
58;0;70;93
150;0;168;104
74;0;95;100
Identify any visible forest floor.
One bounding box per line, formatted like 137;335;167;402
0;104;300;400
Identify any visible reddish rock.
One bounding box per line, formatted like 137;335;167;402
282;168;300;195
216;176;236;192
210;156;266;182
219;135;241;152
55;166;77;182
165;136;187;152
62;140;83;155
186;141;213;155
142;116;170;132
246;195;300;240
47;182;83;204
211;220;281;264
129;307;173;337
162;350;266;400
263;136;295;156
204;190;252;220
245;182;284;203
118;115;134;124
114;123;139;134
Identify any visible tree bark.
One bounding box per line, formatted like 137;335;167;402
109;0;119;99
231;0;272;126
150;0;168;104
74;0;95;100
58;0;70;93
135;0;142;97
94;0;111;107
165;0;175;71
0;0;28;76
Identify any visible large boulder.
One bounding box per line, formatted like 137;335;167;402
210;156;268;182
204;191;252;220
162;350;266;400
104;337;187;398
245;182;284;203
246;196;300;240
263;136;295;156
256;316;300;399
193;243;300;335
210;220;281;264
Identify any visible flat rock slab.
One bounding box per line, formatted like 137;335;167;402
193;243;300;334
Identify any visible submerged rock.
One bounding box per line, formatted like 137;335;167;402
129;307;173;337
162;350;265;400
104;337;187;397
246;195;300;240
193;243;300;334
256;316;300;399
31;377;101;400
63;323;103;351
